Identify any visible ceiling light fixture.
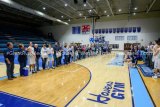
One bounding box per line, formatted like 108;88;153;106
43;7;46;10
36;11;44;16
65;3;68;7
134;7;138;10
57;19;61;22
118;9;122;12
1;0;12;4
84;4;86;7
64;22;69;25
89;9;92;13
79;13;82;16
1;0;69;25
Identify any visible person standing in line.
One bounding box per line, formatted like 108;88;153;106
89;44;92;57
63;44;69;64
41;44;48;70
146;42;154;68
47;44;54;69
70;45;74;62
140;46;147;63
136;46;142;61
28;42;36;73
34;44;41;71
4;42;16;80
94;44;97;56
68;45;72;62
18;44;27;76
73;44;78;61
152;39;160;78
58;43;63;65
53;42;59;67
78;45;82;59
133;45;138;65
86;44;90;57
91;44;95;56
130;44;134;52
56;50;61;66
81;45;86;59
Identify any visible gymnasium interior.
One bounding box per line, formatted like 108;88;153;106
0;0;160;107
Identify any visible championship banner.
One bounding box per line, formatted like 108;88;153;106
82;25;90;34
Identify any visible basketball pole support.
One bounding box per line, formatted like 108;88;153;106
92;17;95;43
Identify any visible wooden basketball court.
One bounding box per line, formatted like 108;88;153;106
0;53;133;107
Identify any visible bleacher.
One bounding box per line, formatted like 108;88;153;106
0;28;55;53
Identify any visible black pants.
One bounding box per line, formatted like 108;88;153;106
6;62;14;79
78;53;81;59
69;55;71;62
19;61;27;76
42;58;47;69
35;58;40;71
59;56;62;65
54;55;57;67
146;54;154;68
65;55;69;64
56;58;60;66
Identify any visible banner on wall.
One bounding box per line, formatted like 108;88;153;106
82;25;90;34
72;26;81;34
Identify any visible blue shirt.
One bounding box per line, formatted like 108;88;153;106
4;48;15;63
54;45;60;57
63;47;69;55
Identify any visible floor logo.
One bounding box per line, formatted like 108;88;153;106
87;81;125;104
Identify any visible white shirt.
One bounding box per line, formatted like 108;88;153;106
47;47;53;55
28;46;35;56
41;47;48;58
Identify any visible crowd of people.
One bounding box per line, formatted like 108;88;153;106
4;38;160;80
3;42;111;80
124;38;160;78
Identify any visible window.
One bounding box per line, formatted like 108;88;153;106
127;36;138;41
115;36;124;41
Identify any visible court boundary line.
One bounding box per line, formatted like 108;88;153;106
128;67;135;107
64;63;92;107
0;91;55;107
137;67;156;107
